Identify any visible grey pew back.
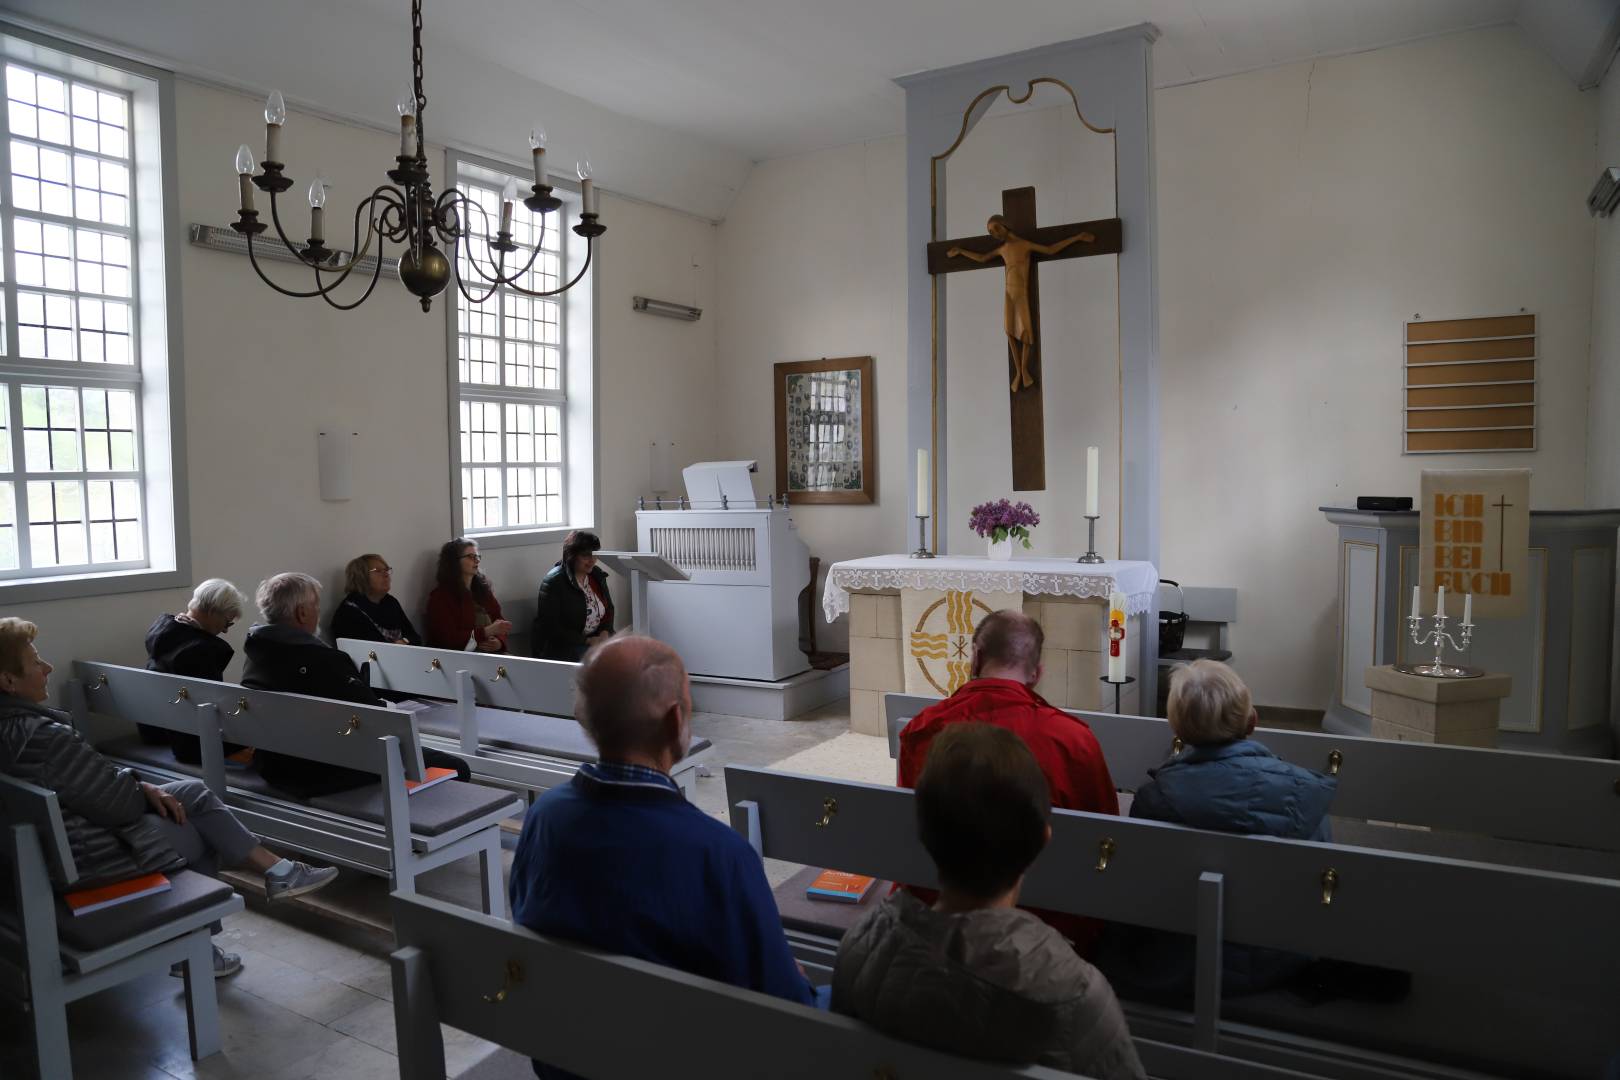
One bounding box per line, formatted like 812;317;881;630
728;765;1620;1079
388;892;1319;1080
883;692;1620;857
70;661;522;917
0;774;243;1078
338;638;708;797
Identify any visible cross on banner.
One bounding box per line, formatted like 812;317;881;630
1491;495;1513;571
927;186;1121;491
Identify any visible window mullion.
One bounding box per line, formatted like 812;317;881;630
9;382;30;572
0;64;19;364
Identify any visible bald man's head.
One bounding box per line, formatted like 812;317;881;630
576;635;691;766
970;609;1044;684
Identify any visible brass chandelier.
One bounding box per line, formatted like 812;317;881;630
229;0;603;312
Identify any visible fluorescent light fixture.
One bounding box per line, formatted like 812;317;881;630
632;295;701;321
188;223;399;277
1589;167;1620;217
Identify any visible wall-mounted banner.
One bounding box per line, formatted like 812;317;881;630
1419;468;1529;619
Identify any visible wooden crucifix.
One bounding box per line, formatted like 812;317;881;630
927;186;1121;491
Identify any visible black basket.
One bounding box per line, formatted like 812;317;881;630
1158;579;1189;655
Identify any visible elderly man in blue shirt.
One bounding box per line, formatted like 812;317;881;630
509;634;815;1077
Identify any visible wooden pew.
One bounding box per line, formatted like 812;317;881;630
336;639;711;798
0;774;244;1079
727;764;1620;1079
882;692;1620;867
69;662;523;918
388;891;1319;1080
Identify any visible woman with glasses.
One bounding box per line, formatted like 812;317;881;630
331;554;422;647
424;538;512;652
139;578;250;764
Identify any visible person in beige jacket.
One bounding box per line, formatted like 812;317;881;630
831;722;1145;1080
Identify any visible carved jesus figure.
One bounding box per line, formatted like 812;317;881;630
948;214;1095;392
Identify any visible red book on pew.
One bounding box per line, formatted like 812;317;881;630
806;869;877;904
404;766;457;795
63;872;172;916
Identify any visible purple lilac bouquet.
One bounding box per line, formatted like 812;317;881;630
968;499;1040;548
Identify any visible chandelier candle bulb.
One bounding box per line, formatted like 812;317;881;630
915;449;929;518
234;144;256;212
264;90;286;163
529;128;547;186
307;178;326;242
1085;446;1100;517
499;177;518;234
577;160;596;215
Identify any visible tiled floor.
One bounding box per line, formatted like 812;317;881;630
0;703;859;1080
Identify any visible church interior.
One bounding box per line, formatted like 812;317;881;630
0;0;1618;1076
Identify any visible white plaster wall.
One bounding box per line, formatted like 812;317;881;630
712;139;910;652
714;26;1598;707
12;79;716;690
1588;68;1620;508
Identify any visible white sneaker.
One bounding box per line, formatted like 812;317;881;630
264;861;340;902
170;944;242;979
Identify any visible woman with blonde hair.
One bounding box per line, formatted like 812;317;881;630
0;618;338;977
330;553;421;646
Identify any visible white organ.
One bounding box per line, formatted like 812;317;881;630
635;461;811;682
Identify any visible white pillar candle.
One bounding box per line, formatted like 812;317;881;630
915;449;929;518
1106;592;1128;681
1462;592;1472;626
1085;446;1100;518
1436;584;1446;619
1411;585;1421;619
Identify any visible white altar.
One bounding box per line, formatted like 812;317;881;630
825;555;1158;735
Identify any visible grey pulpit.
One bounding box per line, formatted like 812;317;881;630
1322;506;1620;757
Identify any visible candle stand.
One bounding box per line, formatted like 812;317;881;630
1077;515;1105;564
910;515;934;559
1394;612;1482;679
1098;674;1136;715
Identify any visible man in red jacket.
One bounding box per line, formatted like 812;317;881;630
897;607;1119;954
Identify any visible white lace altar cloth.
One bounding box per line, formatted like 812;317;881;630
823;554;1160;623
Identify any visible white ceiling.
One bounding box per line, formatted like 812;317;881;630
3;0;1609;220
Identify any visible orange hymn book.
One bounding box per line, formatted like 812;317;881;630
63;872;172;916
806;869;877;904
404;766;457;795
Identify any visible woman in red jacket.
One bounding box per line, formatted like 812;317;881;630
424;538;512;652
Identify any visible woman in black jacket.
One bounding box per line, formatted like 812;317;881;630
532;531;615;662
140;578;248;764
0;617;339;977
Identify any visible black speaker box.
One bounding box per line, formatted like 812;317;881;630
1356;496;1414;511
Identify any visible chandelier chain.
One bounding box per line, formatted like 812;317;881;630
412;0;426;156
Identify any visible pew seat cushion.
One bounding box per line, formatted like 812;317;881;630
46;868;234;960
415;704;711;763
308;780;520;836
773;866;893;938
100;736;519;836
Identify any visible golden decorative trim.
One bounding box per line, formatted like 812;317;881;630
932;79;1113;168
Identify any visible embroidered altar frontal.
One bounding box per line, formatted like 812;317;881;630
828;556;1156;736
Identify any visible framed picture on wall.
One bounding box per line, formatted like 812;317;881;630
774;356;875;505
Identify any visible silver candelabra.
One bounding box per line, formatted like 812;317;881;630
1396;611;1482;679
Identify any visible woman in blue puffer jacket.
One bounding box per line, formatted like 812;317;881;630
1103;659;1337;1000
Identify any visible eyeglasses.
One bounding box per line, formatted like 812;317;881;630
369;565;393;575
461;552;481;562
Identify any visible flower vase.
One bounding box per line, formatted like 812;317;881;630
988;537;1014;561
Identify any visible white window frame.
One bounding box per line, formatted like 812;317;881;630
445;148;596;549
0;23;188;602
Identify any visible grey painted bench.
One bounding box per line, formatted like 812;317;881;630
883;692;1620;865
69;662;523;918
337;639;710;798
0;773;244;1079
728;764;1620;1079
388;891;1320;1080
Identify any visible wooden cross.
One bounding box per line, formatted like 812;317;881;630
927;186;1121;491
